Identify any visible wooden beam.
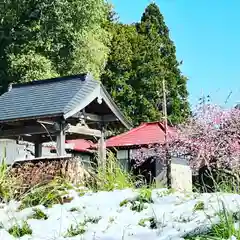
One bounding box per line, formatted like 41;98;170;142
0;125;57;138
66;124;101;138
56;123;66;156
98;125;106;167
34;141;43;158
72;112;118;123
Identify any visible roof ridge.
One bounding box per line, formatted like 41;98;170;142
12;74;88;88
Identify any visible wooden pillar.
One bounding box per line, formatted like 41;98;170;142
98;125;106;167
34;141;42;158
56;123;66;156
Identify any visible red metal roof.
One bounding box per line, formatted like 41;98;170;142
65;139;94;153
50;122;175;152
106;122;175;148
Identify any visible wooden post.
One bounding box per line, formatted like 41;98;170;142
56;123;66;156
34;141;42;158
98;125;106;168
162;77;171;188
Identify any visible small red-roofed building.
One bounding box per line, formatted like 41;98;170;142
105;122;176;184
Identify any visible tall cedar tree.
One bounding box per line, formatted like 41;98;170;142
137;3;190;124
102;3;190;126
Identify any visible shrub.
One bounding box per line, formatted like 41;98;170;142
29;208;48;220
8;221;32;237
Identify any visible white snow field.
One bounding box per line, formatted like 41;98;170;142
0;188;240;240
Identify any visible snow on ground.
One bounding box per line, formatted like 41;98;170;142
0;188;240;240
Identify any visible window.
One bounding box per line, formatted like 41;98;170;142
117;149;129;171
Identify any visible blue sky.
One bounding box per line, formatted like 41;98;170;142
111;0;240;108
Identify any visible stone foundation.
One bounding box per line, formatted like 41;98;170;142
9;156;93;189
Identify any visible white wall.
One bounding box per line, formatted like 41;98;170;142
0;139;56;165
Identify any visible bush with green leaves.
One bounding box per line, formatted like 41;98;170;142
8;221;32;238
28;208;48;220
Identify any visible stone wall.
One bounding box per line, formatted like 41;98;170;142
171;157;192;192
9;157;93;189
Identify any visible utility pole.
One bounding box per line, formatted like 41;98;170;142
162;78;171;188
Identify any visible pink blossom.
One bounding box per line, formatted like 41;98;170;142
131;104;240;172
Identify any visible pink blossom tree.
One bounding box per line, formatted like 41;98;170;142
131;104;240;174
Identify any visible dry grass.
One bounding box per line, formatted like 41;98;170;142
0;151;135;209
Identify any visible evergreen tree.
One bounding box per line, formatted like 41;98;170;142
136;3;190;124
101;23;137;123
102;3;189;126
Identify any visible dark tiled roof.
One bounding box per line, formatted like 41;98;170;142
0;74;99;122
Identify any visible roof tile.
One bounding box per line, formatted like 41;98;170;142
0;74;98;122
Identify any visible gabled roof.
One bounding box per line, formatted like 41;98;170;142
105;122;176;148
0;74;131;128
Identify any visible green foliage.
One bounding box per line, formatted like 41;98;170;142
102;3;189;125
29;208;48;220
1;0;110;88
8;52;58;82
91;151;134;191
185;202;240;240
130;201;146;212
19;178;68;209
0;160;19;202
64;223;86;237
138;217;157;229
119;188;153;212
8;221;32;238
138;218;148;227
69;207;80;212
156;189;175;197
138;188;153;203
119;199;129;207
193;201;205;211
84;216;102;224
64;216;101;237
